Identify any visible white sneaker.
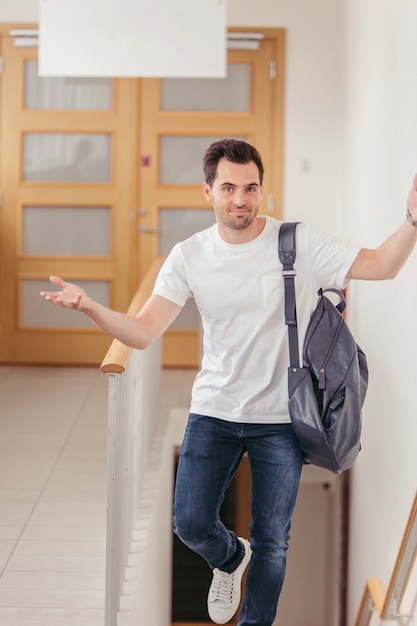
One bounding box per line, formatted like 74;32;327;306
207;537;251;624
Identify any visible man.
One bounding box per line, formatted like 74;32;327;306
41;139;417;626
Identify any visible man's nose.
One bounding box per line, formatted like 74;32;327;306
233;190;245;206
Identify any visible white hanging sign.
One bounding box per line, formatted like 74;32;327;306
39;0;227;77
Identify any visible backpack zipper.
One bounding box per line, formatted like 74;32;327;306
318;317;344;390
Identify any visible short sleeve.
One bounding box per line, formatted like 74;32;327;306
300;223;360;288
152;244;193;307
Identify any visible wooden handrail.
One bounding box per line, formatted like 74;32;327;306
381;491;417;618
355;578;385;626
354;491;417;626
100;257;165;374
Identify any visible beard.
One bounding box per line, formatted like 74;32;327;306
228;215;254;230
218;208;258;231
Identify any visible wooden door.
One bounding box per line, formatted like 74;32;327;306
0;28;138;365
136;28;286;368
0;27;285;368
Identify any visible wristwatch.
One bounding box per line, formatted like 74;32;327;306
406;208;417;227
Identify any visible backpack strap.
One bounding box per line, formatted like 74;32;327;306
278;222;301;369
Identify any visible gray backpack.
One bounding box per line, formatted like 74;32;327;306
278;222;368;474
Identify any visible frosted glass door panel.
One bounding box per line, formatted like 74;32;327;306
24;61;113;110
160;135;246;185
21;279;109;328
22;206;110;255
159;208;215;255
161;64;249;111
23;133;111;182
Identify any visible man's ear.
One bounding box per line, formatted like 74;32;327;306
202;182;212;202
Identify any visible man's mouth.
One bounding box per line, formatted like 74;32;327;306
230;208;249;215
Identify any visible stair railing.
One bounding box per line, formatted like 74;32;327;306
354;491;417;626
100;258;165;626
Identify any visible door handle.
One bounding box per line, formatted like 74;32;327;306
138;225;160;233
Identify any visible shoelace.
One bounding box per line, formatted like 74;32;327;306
210;569;235;604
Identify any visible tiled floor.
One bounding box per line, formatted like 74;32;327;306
0;365;195;626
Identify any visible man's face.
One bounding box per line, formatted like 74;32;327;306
202;158;263;237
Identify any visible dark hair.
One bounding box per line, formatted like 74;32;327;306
203;139;264;187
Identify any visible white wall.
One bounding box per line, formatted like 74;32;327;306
0;0;37;22
343;0;417;623
2;1;416;624
228;0;347;236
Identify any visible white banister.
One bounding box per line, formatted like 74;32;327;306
100;259;173;626
104;339;164;626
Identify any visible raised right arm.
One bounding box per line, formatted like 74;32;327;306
40;275;182;350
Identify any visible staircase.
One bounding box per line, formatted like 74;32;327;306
354;492;417;626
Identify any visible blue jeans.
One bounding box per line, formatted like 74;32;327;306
173;413;304;626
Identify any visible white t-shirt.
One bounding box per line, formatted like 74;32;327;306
153;217;360;424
